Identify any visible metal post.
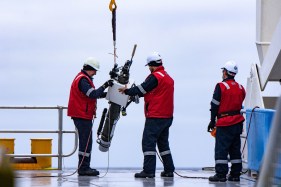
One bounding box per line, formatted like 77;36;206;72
58;106;63;170
0;106;77;169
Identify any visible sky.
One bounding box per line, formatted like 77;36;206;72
0;0;277;169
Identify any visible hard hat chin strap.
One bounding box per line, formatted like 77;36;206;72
227;71;236;77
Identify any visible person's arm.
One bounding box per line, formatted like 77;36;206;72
78;78;106;99
119;75;158;97
210;83;221;121
207;83;221;132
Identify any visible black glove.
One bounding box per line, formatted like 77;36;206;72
99;92;107;98
102;80;114;89
207;120;216;132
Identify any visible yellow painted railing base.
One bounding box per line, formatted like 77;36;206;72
12;163;57;170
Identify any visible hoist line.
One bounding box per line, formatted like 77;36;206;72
109;0;117;64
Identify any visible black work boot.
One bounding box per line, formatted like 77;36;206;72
78;155;90;170
78;168;100;176
209;174;227;182
135;171;155;178
160;171;174;177
228;175;240;182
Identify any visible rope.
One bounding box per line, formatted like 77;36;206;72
98;102;112;178
240;106;259;175
241;106;259;153
155;107;261;179
156;151;208;179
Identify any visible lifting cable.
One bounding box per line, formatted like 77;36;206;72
14;1;119;181
109;0;118;65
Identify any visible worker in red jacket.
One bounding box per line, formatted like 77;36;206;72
208;60;246;182
119;52;175;178
68;57;112;176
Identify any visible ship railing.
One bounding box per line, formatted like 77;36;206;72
0;106;78;170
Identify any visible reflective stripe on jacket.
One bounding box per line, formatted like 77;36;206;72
144;66;174;118
67;72;97;120
216;80;246;127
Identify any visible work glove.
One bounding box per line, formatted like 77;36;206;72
207;120;216;132
102;80;114;89
99;92;107;99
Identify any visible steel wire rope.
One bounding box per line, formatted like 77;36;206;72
14;0;117;183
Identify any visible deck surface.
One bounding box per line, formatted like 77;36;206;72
14;168;256;187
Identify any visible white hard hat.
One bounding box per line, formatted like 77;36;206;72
84;57;100;71
146;52;162;66
222;60;238;76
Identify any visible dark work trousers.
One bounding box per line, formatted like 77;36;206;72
215;122;243;177
142;118;175;174
73;118;93;170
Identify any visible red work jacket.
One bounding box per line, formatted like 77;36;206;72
67;72;97;120
144;66;174;118
216;80;246;127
